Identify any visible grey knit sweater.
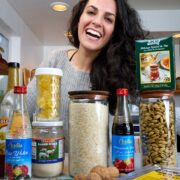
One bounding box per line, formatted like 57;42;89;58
27;49;91;150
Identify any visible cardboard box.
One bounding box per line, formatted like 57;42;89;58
136;36;175;91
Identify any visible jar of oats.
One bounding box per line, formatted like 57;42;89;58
139;91;176;166
68;91;109;176
35;68;63;121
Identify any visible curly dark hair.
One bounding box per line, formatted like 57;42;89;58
68;0;148;114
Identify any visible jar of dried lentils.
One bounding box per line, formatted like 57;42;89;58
139;91;176;166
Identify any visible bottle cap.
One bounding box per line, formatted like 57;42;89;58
116;88;128;96
35;67;63;76
32;121;63;127
8;62;20;68
14;86;27;94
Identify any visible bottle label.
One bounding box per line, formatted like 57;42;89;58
0;117;8;157
32;137;64;164
5;138;32;179
112;135;134;173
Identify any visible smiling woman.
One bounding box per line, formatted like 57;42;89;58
27;0;148;152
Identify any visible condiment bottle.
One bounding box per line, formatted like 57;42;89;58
7;62;20;91
139;91;176;166
0;62;20;178
68;91;109;176
112;88;134;173
5;86;32;179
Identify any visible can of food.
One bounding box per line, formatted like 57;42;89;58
32;121;64;177
139;91;176;166
68;91;109;176
35;68;63;121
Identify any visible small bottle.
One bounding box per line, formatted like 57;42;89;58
0;62;20;178
112;88;134;173
5;86;32;179
7;62;20;91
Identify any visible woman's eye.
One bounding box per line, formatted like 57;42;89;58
106;17;113;23
87;11;95;15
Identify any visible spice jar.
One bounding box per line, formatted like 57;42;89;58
139;91;176;166
35;68;63;121
68;91;109;176
32;121;64;177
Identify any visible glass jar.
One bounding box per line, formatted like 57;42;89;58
35;68;63;121
139;91;176;166
32;121;64;178
68;91;109;176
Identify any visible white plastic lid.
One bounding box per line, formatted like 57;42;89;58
35;67;63;76
32;121;63;127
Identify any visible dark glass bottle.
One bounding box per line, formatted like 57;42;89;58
112;88;134;173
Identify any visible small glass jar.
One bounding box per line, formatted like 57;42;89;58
32;121;64;178
139;91;176;166
35;68;63;121
68;91;109;176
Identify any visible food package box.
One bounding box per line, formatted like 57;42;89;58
135;36;176;91
120;165;180;180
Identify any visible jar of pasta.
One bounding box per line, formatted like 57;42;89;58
139;91;176;166
35;68;63;121
68;91;109;176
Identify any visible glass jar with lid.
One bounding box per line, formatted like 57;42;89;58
68;91;109;176
35;68;63;121
32;121;64;177
139;91;176;166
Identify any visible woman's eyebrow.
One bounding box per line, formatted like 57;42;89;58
87;5;116;17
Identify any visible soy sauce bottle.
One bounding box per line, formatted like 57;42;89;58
112;88;134;173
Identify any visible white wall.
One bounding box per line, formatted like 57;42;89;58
0;0;43;70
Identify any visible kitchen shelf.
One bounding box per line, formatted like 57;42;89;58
175;90;180;94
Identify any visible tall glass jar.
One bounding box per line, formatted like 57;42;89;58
68;91;109;176
139;91;176;166
35;68;63;121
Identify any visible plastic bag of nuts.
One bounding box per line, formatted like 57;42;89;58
139;91;177;166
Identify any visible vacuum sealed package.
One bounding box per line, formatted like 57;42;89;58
120;165;180;180
136;36;176;92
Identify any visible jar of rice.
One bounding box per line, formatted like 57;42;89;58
68;91;109;176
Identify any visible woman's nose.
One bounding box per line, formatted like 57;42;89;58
92;15;103;27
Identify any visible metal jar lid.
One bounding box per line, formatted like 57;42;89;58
68;90;109;100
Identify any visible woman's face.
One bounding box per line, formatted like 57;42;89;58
78;0;116;52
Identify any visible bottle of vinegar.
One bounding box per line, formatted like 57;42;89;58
5;86;32;179
112;88;134;173
0;62;20;178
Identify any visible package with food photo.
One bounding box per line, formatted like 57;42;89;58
135;36;175;91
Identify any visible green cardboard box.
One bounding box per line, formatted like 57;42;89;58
135;36;176;92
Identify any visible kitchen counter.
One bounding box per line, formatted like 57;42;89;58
32;152;180;179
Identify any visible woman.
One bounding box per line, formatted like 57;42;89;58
27;0;148;150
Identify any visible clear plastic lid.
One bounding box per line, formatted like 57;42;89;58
32;121;63;127
35;67;63;76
